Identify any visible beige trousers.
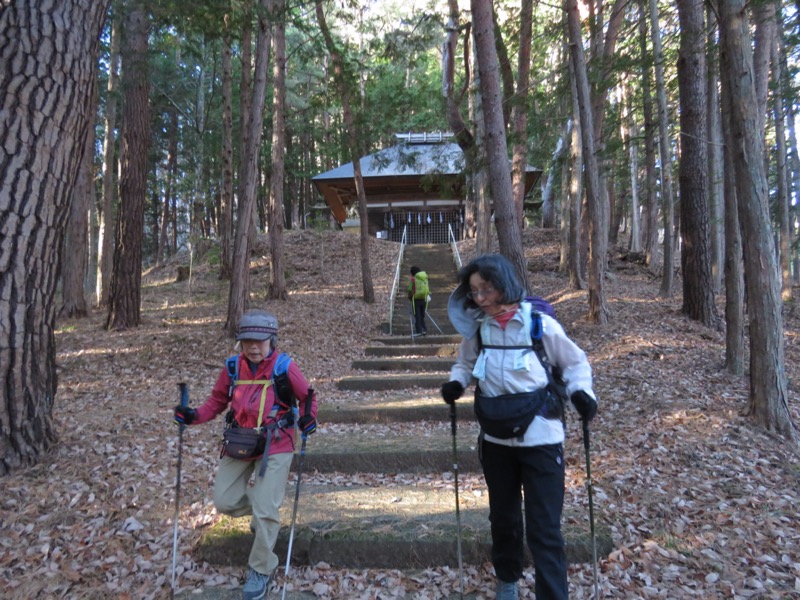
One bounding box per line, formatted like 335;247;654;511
213;452;293;575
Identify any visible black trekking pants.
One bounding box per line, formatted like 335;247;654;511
479;438;568;599
412;299;427;334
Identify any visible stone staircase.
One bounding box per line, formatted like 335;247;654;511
195;244;611;583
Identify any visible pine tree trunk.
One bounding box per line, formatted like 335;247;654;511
770;36;792;303
471;0;528;291
638;0;659;274
226;0;272;335
707;5;724;294
718;0;794;441
568;66;584;291
106;0;149;331
565;0;608;323
677;0;719;328
97;8;120;307
0;0;109;476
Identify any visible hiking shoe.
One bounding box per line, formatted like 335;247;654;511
242;568;270;600
496;579;518;600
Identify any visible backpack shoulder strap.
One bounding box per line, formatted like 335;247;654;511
271;352;294;407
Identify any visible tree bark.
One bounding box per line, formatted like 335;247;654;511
97;6;120;307
511;0;533;227
268;0;288;301
0;0;109;476
106;0;150;331
707;5;724;294
60;75;97;319
565;0;608;322
638;0;659;274
219;15;234;280
770;35;792;303
226;0;272;335
568;64;584;290
315;0;375;303
157;105;178;266
471;0;528;291
718;0;794;440
649;0;676;297
677;0;719;328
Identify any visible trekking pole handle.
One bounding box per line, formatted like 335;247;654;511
178;382;189;408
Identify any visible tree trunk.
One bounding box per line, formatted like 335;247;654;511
268;0;288;301
778;30;800;286
106;0;149;331
638;0;659;274
315;0;375;303
97;7;120;307
718;0;794;440
649;0;676;297
157;105;178;266
771;35;792;303
677;0;719;328
472;60;492;255
719;45;745;377
566;0;608;322
752;0;776;143
625;83;642;253
511;0;533;227
60;75;97;320
219;15;234;281
0;0;109;476
707;5;724;294
568;64;584;290
471;0;528;291
226;0;272;335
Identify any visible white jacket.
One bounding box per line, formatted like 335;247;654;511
448;301;595;447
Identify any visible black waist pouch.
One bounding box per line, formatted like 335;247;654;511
473;387;556;439
221;427;265;459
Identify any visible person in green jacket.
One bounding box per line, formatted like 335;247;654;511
407;265;429;336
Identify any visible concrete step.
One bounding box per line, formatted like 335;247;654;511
337;372;445;391
350;357;455;371
194;482;612;570
301;419;482;474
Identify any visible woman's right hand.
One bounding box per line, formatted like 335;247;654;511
440;381;464;405
173;405;196;426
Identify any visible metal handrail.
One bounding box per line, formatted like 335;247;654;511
388;225;408;335
448;224;462;270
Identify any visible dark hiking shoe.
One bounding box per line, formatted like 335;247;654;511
496;579;518;600
242;568;270;600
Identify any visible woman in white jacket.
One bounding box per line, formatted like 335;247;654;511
440;253;597;600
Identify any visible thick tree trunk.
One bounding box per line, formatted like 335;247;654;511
106;0;149;331
718;0;794;440
269;0;288;301
315;0;375;303
97;9;120;307
226;0;272;335
472;0;528;291
0;0;108;476
677;0;719;328
565;0;608;322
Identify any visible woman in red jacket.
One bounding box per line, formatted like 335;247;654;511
174;309;318;600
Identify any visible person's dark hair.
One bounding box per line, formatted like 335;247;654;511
457;254;525;308
410;266;421;276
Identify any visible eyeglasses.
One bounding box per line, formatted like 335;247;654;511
466;286;496;300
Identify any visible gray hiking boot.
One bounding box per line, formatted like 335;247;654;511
242;568;270;600
496;579;519;600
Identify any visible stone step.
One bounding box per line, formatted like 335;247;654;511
364;344;458;357
373;334;462;346
300;419;483;474
350;357;455;371
337;372;445;391
320;391;472;424
194;482;612;571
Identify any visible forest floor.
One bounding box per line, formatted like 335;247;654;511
2;228;800;600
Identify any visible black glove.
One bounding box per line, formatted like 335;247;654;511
297;414;317;435
173;405;196;426
571;391;597;422
441;381;465;405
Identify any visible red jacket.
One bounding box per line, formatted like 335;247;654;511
193;350;317;456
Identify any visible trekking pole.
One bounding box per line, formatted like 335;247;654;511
409;303;416;343
449;402;465;600
171;382;188;599
583;418;599;599
281;388;314;600
426;311;444;334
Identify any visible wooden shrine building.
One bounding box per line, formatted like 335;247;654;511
311;132;542;244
